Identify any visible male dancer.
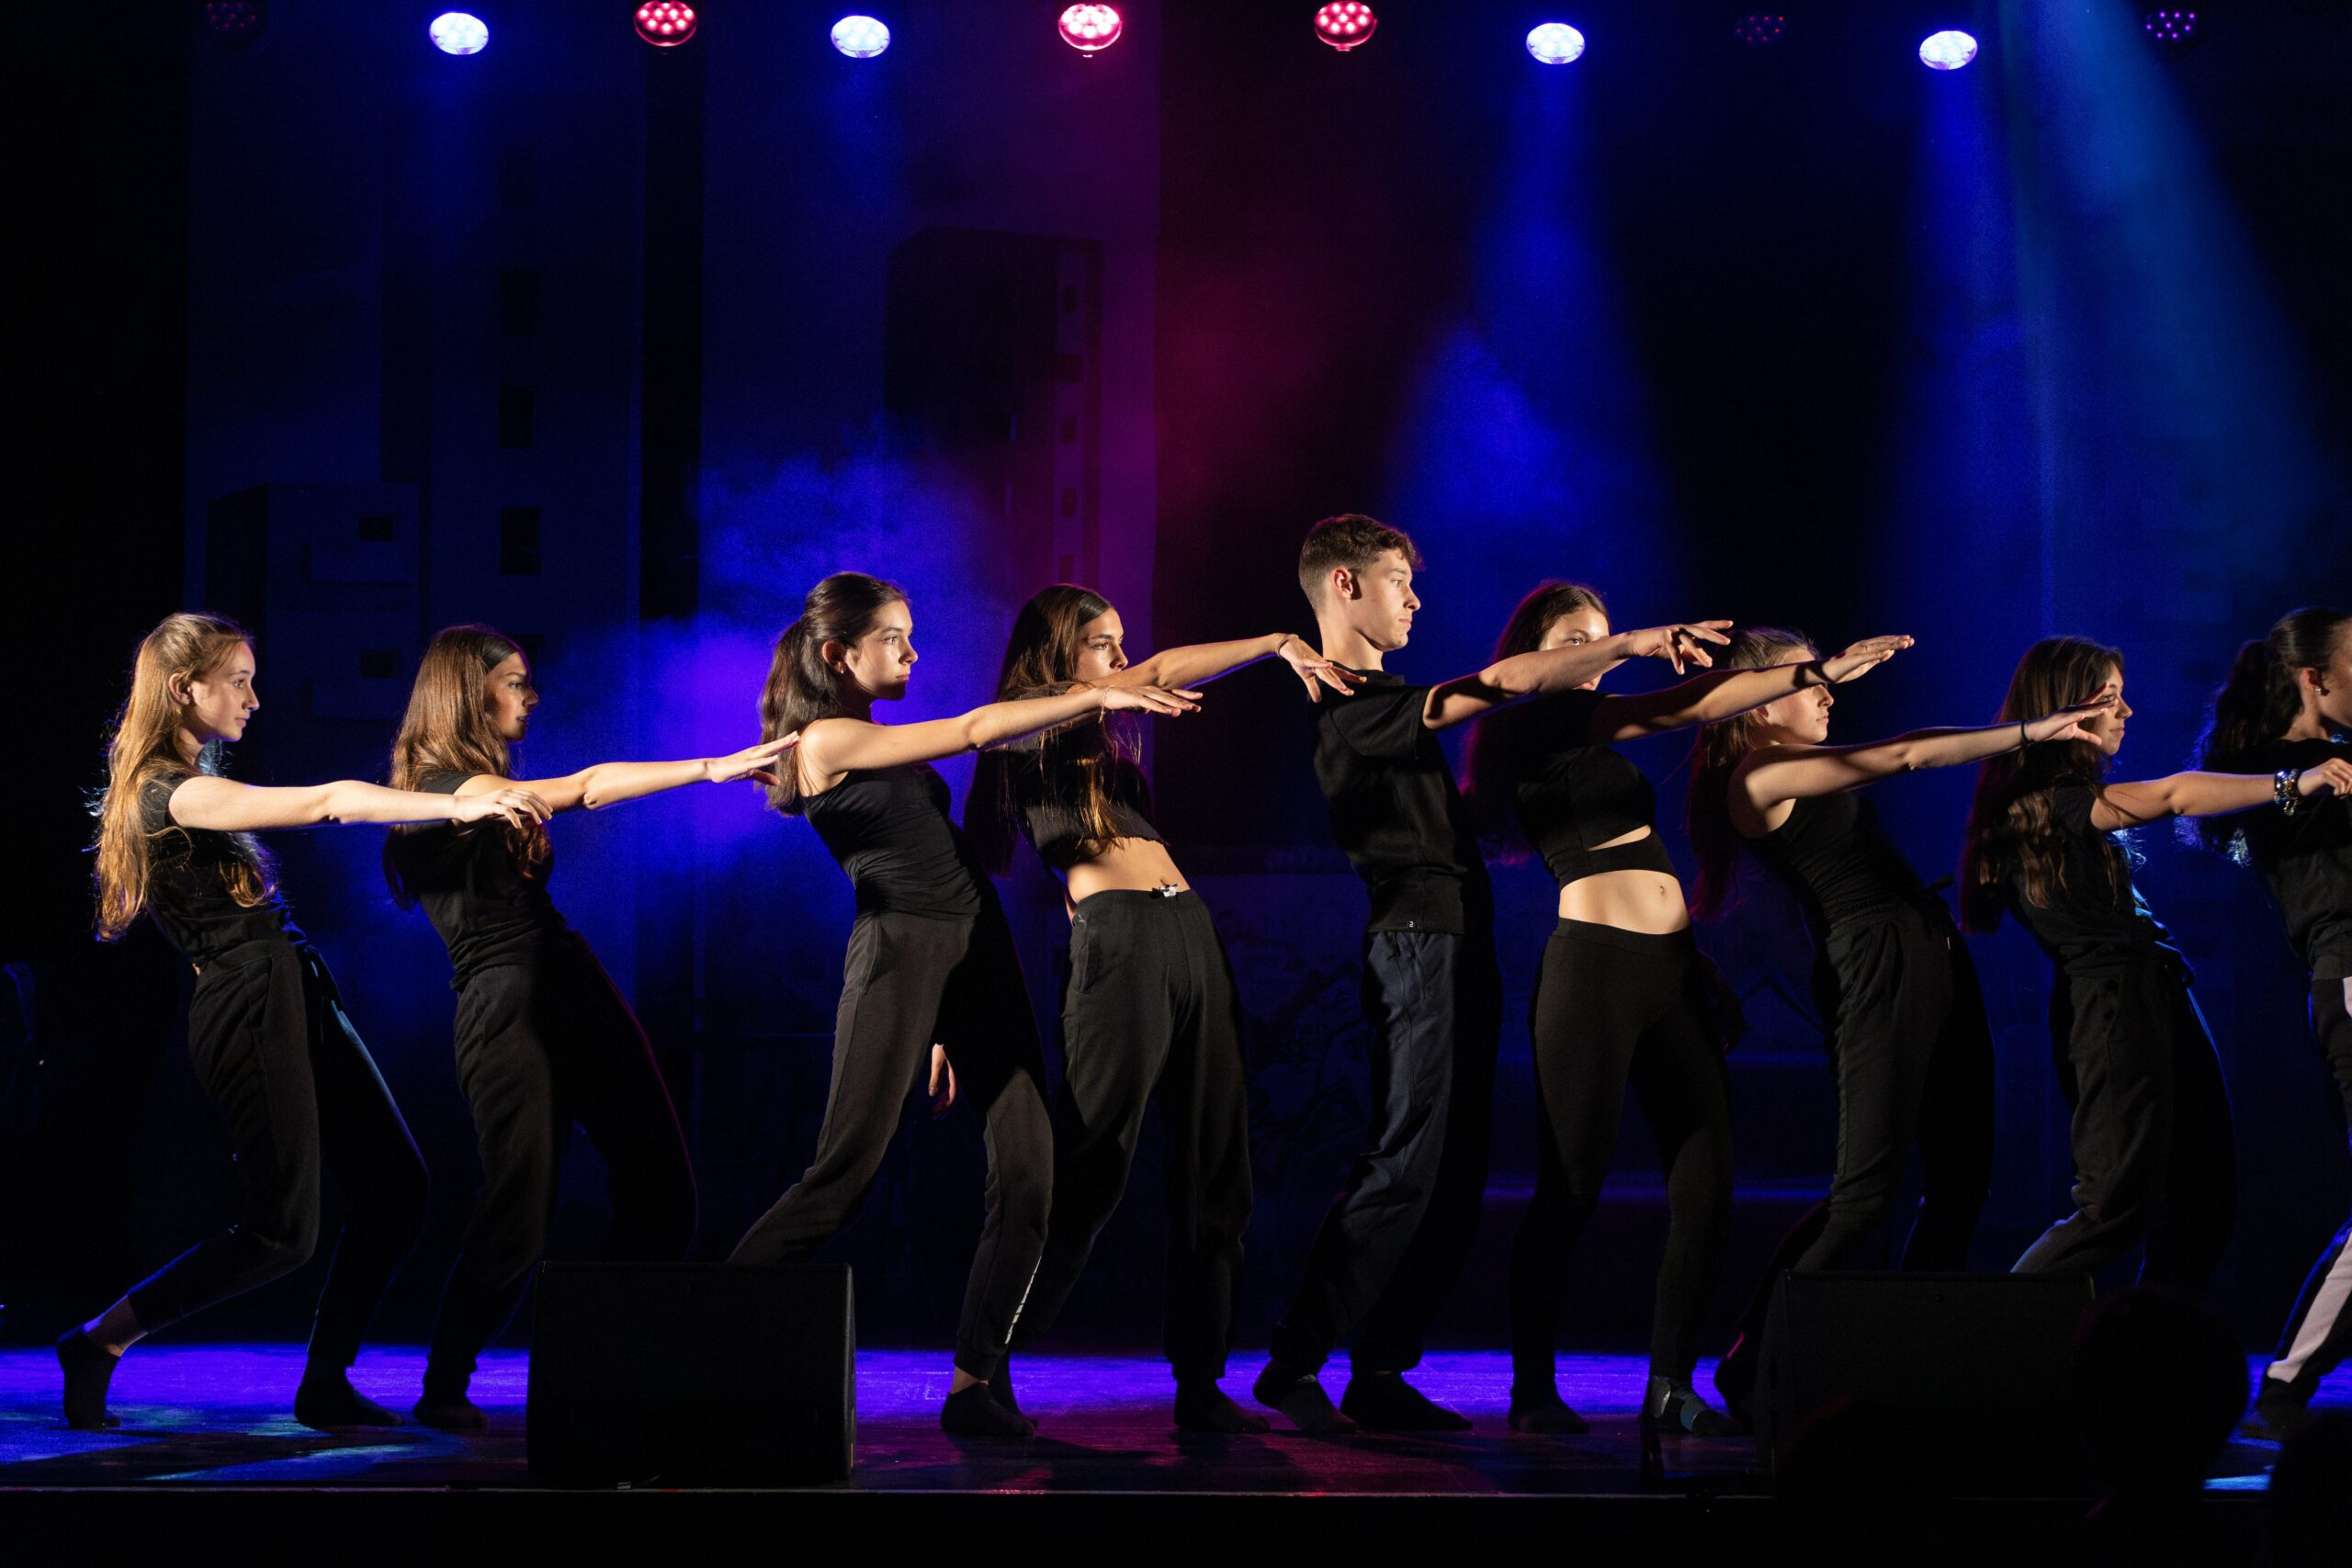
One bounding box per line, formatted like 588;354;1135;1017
1253;514;1728;1431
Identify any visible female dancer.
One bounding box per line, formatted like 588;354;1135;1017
965;586;1355;1433
1686;627;2112;1416
729;572;1198;1438
1464;582;1911;1438
2189;607;2352;1438
386;625;793;1428
64;612;548;1431
1960;636;2352;1292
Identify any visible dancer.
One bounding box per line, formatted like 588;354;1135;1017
1687;626;2113;1418
2188;608;2352;1438
385;625;793;1428
1464;587;1909;1437
64;613;548;1432
1252;518;1735;1436
967;586;1356;1433
729;572;1198;1438
1960;636;2352;1292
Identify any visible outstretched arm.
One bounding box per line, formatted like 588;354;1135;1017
1734;696;2114;815
1422;620;1735;731
2088;758;2352;832
1114;634;1361;702
454;736;798;813
1593;636;1914;743
799;683;1200;778
167;774;549;833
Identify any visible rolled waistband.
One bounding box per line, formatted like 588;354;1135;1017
1071;886;1204;915
1550;918;1695;957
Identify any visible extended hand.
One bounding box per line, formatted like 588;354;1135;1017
1625;621;1734;675
1102;684;1203;716
2298;758;2352;799
711;733;798;786
929;1044;956;1118
454;786;551;829
2026;693;2117;746
1821;635;1915;683
1280;636;1362;704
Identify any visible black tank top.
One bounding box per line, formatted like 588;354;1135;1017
2236;738;2351;981
137;770;304;966
1748;792;1927;931
804;764;986;919
1498;694;1676;886
1008;751;1164;872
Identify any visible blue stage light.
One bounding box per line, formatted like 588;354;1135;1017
831;14;890;58
1918;29;1978;70
1526;23;1586;65
429;12;488;56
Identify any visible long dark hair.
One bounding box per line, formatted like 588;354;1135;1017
385;624;548;903
1959;636;2124;933
1462;581;1610;858
966;583;1141;875
758;572;909;816
1685;626;1817;919
2188;606;2349;854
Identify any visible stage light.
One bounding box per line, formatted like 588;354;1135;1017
1525;24;1584;64
1058;5;1123;53
1917;29;1976;70
202;2;267;45
2143;10;2199;48
635;3;696;48
1314;3;1376;51
430;12;489;55
1732;14;1786;47
831;15;890;58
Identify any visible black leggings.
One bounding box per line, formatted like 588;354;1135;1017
729;902;1052;1381
2013;958;2237;1289
1013;890;1253;1382
124;942;427;1369
424;937;697;1388
1510;920;1733;1389
1730;900;1996;1342
2262;974;2352;1397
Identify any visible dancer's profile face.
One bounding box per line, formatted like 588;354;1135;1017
482;651;538;744
1337;549;1420;652
1539;605;1610;691
839;600;918;702
2309;626;2352;733
1750;649;1831;744
1071;608;1128;683
2076;664;2130;755
179;643;260;746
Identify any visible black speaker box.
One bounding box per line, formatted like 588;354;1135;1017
1756;1271;2096;1495
526;1262;854;1486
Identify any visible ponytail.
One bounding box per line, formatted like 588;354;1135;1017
759;572;908;816
2187;606;2348;853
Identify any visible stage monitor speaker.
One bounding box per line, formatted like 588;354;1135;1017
1755;1271;2095;1495
526;1262;854;1486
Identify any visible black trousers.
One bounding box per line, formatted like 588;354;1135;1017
2263;974;2352;1397
1731;900;1996;1341
1269;926;1502;1375
124;942;427;1369
1510;921;1733;1388
2013;957;2237;1289
424;937;698;1387
1012;890;1253;1382
729;902;1052;1381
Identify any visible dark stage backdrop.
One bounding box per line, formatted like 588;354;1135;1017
7;0;2348;1360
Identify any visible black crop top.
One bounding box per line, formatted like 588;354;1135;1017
1748;792;1927;931
1005;750;1165;873
2003;784;2185;976
1494;692;1677;887
385;771;571;982
2236;738;2351;981
137;770;303;966
805;763;987;919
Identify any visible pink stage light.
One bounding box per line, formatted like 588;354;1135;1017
1058;6;1124;53
635;3;697;48
202;3;268;45
1315;3;1377;52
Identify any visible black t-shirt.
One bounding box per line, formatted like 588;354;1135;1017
1312;668;1491;933
1750;792;1927;931
1005;750;1164;872
2236;738;2352;981
1489;691;1677;887
137;769;301;966
386;771;570;981
805;764;988;919
2003;784;2184;975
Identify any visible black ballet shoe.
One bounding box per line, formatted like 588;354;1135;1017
1175;1382;1271;1434
1251;1361;1355;1435
1712;1335;1758;1425
294;1371;406;1431
1341;1371;1472;1433
56;1329;122;1431
2237;1378;2310;1444
412;1382;489;1431
941;1382;1035;1439
1507;1389;1591;1435
1643;1375;1735;1438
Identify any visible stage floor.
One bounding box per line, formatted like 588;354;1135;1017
0;1346;2337;1495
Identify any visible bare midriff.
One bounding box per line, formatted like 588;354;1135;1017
1555;826;1690;934
1062;837;1192;909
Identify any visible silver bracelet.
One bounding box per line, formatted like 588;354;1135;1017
2275;767;2303;817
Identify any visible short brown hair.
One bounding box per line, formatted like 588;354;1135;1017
1298;513;1422;606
